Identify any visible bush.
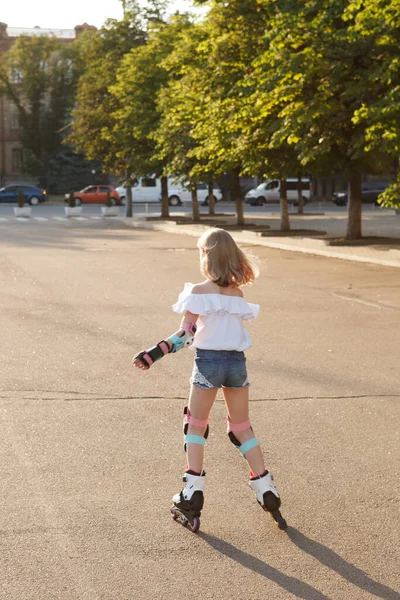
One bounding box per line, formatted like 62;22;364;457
17;189;25;208
68;192;76;208
106;191;113;207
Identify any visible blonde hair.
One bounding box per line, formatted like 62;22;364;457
197;228;260;287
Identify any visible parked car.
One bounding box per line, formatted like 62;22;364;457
331;181;390;206
195;183;221;206
0;184;47;205
64;185;121;206
116;177;222;206
245;179;311;206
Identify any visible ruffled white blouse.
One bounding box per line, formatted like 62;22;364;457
172;282;260;351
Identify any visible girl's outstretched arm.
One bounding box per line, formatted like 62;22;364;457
132;311;199;371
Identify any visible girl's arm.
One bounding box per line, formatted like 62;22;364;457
133;310;199;371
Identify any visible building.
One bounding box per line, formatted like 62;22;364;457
0;22;95;186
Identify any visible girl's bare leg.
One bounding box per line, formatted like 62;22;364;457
222;387;266;475
186;385;218;473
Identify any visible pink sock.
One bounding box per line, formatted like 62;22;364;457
250;469;268;479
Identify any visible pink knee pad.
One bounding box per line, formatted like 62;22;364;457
226;417;251;434
227;417;258;456
183;407;209;452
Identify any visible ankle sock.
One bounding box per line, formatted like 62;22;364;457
250;469;268;480
186;469;202;476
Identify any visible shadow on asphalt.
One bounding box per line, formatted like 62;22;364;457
287;528;400;600
199;528;399;600
198;531;329;600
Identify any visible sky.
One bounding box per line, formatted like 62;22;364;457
1;0;203;29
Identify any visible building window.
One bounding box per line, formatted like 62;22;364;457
11;149;22;171
9;104;20;133
9;68;23;84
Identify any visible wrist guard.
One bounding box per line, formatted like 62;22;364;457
136;322;197;368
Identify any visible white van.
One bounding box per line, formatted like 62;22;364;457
245;178;312;206
116;177;222;206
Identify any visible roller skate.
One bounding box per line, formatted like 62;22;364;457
249;470;288;530
170;470;205;533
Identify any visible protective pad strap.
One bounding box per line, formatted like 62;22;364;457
239;437;259;456
180;321;197;336
142;340;171;364
184;407;208;428
167;332;187;352
184;435;206;446
183;407;209;452
227;417;251;433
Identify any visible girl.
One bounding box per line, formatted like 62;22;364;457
133;228;286;532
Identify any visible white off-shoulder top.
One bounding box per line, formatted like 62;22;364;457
172;282;260;351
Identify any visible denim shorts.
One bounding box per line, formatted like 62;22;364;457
190;349;250;389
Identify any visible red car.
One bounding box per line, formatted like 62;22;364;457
65;185;121;205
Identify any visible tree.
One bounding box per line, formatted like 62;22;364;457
0;36;79;187
250;0;400;239
109;15;193;219
350;0;400;209
153;19;214;222
67;3;147;216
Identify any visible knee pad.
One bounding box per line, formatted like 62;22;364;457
183;406;209;452
227;417;259;457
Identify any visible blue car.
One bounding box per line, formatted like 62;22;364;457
0;185;47;205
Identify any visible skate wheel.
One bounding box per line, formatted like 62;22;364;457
270;509;288;531
277;518;288;531
171;510;178;521
188;516;200;533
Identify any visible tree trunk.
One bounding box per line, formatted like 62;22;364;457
346;171;362;239
232;167;245;226
125;170;133;218
191;185;200;221
297;172;304;214
160;175;169;218
207;180;215;216
280;179;291;232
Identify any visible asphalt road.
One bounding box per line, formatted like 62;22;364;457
0;219;399;600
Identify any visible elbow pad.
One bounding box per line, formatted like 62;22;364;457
167;322;197;353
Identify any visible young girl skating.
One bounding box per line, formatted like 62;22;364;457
133;228;287;532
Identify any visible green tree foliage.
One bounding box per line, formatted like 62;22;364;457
108;15;192;217
349;0;400;208
248;0;400;238
69;0;400;230
68;6;146;174
67;4;147;215
0;35;79;186
152;18;210;221
187;1;274;225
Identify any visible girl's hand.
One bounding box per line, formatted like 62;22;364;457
132;353;151;370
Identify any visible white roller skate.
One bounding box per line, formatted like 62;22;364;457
249;470;287;530
171;470;206;533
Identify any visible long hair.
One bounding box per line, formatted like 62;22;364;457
197;228;259;287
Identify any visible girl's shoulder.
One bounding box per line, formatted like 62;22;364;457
191;280;218;295
173;281;259;320
191;281;244;297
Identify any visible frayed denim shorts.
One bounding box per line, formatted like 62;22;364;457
190;349;250;390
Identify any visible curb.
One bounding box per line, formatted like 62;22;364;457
124;218;400;269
